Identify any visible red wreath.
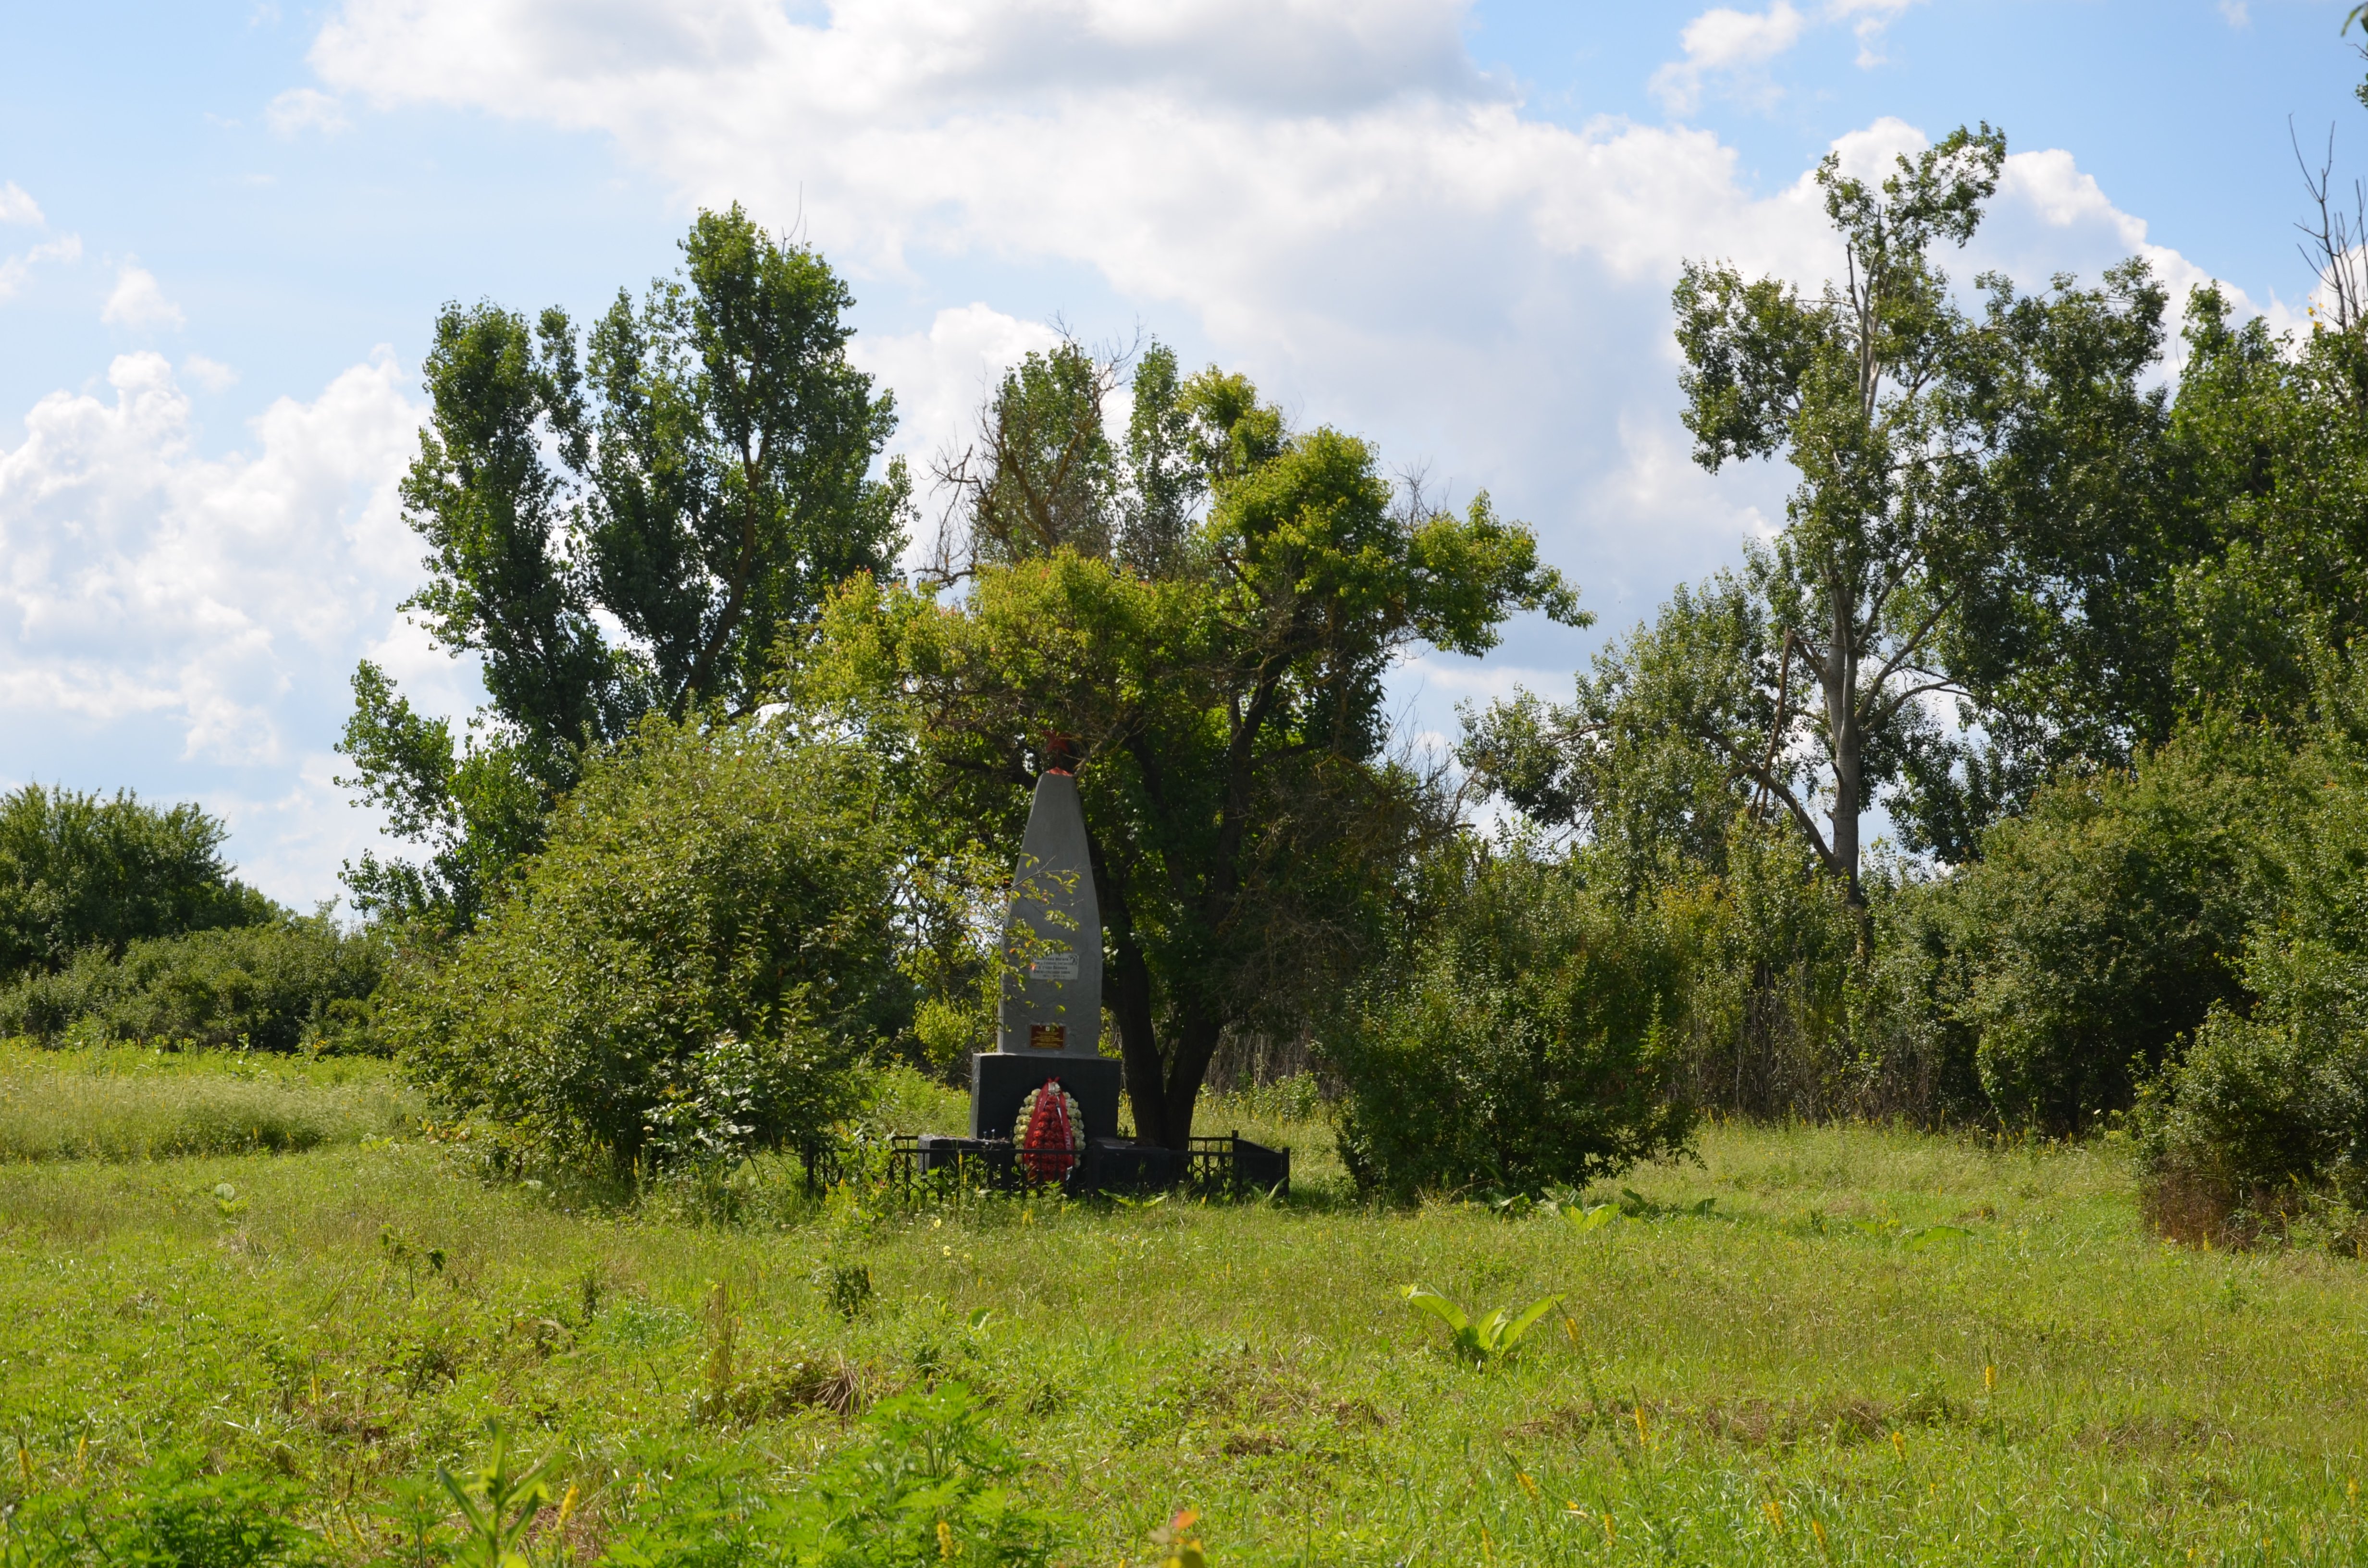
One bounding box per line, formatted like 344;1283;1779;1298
1018;1078;1079;1180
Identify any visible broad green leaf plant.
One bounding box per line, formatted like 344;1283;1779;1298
1400;1285;1563;1366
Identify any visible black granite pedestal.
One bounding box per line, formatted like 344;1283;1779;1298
970;1052;1125;1143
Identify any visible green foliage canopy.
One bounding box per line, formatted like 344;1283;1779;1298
388;715;901;1173
0;914;388;1054
1326;845;1702;1197
0;784;273;980
1468;126;2175;887
343;207;907;928
1935;720;2300;1132
814;348;1581;1148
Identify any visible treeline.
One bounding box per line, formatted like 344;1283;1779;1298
338;205;1578;1176
27;112;2368;1242
1441;122;2368;1239
0;784;383;1051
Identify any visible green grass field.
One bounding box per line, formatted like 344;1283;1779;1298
3;1046;2364;1565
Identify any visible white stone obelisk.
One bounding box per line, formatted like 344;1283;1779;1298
997;770;1103;1058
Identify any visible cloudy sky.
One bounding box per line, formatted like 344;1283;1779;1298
2;0;2361;905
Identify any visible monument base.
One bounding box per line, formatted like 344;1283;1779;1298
970;1052;1125;1143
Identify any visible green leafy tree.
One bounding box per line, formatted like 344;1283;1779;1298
814;351;1580;1147
2152;288;2368;728
2130;677;2368;1226
932;339;1119;568
1469;125;2176;884
0;784;273;979
337;663;549;928
927;338;1230;581
0;913;388;1052
343;205;908;927
1654;124;2010;896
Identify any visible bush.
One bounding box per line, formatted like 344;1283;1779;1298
0;784;274;980
1846;862;1987;1126
1923;720;2300;1133
0;917;389;1053
2134;964;2368;1246
2133;732;2368;1240
1327;844;1702;1198
389;715;903;1176
1676;819;1864;1120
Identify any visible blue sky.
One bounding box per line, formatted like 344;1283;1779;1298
1;0;2362;904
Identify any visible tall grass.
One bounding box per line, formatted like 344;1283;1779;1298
0;1041;420;1162
2;1053;2361;1564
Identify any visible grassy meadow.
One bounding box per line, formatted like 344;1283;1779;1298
3;1047;2365;1566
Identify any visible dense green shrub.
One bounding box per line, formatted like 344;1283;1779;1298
1674;820;1864;1120
1914;721;2300;1133
1327;845;1703;1198
0;917;389;1053
389;715;902;1175
2133;944;2368;1243
2133;734;2368;1237
0;784;273;979
1847;860;1987;1126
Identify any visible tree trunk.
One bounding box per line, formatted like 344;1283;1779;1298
1824;577;1864;906
1161;996;1225;1153
1110;931;1168;1145
1086;831;1172;1147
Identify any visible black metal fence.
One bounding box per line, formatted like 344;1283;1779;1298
800;1131;1289;1200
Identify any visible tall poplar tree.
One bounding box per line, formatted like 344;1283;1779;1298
1468;125;2172;894
340;206;907;926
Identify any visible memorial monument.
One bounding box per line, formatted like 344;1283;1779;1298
904;765;1283;1194
966;768;1125;1159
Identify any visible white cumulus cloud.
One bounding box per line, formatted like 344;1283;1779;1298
101;261;184;330
0;352;434;903
849;303;1063;485
181;354;240;393
1652;3;1807;113
0;182;42;225
300;0;2258;619
1653;0;1921;111
266;86;351;136
0;234;81;302
1831;0;1919;67
39;0;2247;898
